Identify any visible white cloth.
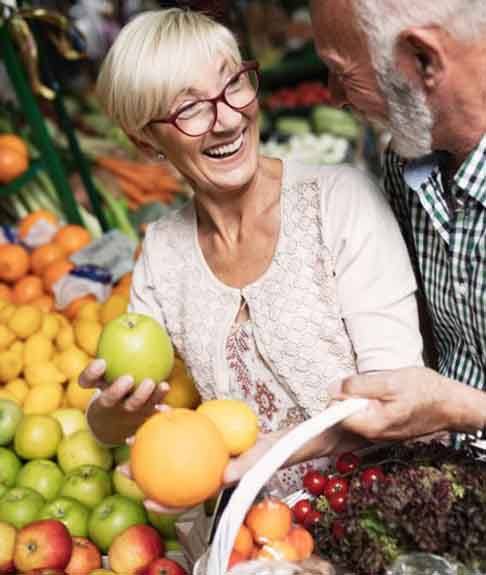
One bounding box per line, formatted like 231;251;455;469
129;161;423;415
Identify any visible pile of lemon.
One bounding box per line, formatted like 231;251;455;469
0;294;129;415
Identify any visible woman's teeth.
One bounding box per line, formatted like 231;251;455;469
205;133;243;158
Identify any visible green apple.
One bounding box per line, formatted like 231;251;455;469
38;496;90;537
147;510;179;539
0;484;7;500
60;465;112;509
57;430;113;473
16;460;64;501
96;313;174;387
165;539;183;552
0;447;21;489
88;494;147;553
14;415;62;460
0;400;22;446
113;444;130;465
51;408;88;437
0;486;45;529
112;469;144;502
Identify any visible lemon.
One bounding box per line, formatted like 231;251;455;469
164;363;201;409
40;313;60;340
0;350;23;382
24;361;67;387
5;378;29;404
99;294;128;325
77;300;101;322
73;319;102;356
0;304;15;324
55;346;89;379
8;305;42;339
0;389;20;403
55;325;75;351
197;399;259;456
9;340;24;357
23;382;64;415
52;312;70;329
65;376;96;410
0;325;16;350
0;299;9;312
23;333;54;366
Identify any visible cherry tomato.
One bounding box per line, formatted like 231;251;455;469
328;492;347;513
302;470;327;496
360;466;385;489
303;509;322;528
292;499;313;525
323;477;349;499
331;519;346;540
335;452;361;475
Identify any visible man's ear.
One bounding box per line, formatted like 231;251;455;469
394;27;446;93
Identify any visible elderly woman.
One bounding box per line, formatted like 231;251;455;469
81;8;423;510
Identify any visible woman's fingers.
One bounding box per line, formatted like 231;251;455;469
117;462;132;479
143;499;188;515
78;359;106;388
97;375;134;408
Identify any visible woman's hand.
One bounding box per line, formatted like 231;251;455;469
79;359;169;412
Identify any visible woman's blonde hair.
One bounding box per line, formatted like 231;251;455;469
96;8;242;148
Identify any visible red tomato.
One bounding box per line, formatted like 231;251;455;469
292;499;313;525
335;452;361;475
323;477;349;499
360;467;385;489
328;492;347;513
303;509;322;528
302;470;327;496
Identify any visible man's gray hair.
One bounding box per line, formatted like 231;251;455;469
354;0;486;70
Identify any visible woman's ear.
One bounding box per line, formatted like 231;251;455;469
128;135;162;160
395;26;446;94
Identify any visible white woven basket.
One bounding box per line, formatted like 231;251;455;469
193;398;369;575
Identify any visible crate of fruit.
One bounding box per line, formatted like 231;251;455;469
193;398;486;575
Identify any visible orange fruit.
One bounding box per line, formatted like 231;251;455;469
54;225;91;255
131;409;230;508
0;244;30;283
0;283;12;302
31;294;54;313
118;272;132;287
245;497;293;544
31;242;66;276
18;210;58;241
43;259;74;293
111;283;130;299
64;295;96;321
0;134;29;184
284;525;314;560
12;275;44;304
256;540;299;562
233;525;254;559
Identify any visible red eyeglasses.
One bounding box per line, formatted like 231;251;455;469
146;61;260;137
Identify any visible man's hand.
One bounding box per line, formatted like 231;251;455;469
335;367;453;440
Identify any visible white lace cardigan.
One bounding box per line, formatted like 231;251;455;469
129;161;423;418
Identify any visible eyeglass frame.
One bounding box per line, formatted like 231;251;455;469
145;60;260;137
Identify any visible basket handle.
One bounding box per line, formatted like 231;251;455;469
206;398;369;575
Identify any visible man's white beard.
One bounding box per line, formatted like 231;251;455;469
377;64;434;159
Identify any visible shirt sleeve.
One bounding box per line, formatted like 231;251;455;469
321;165;424;372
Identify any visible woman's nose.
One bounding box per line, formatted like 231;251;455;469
213;101;242;131
328;72;348;109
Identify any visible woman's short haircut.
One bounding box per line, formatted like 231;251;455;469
96;8;242;148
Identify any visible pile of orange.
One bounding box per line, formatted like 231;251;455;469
229;497;315;569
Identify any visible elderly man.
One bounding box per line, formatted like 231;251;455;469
310;0;486;444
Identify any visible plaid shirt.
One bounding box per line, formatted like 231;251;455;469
383;136;486;444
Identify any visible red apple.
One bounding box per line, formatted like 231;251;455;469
14;519;72;573
65;537;101;575
108;524;163;575
0;521;16;574
144;557;188;575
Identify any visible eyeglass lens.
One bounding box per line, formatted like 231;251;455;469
175;69;259;136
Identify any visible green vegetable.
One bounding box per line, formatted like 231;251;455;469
311;105;361;140
275;116;312;136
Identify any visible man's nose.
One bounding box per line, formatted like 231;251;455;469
328;72;348;109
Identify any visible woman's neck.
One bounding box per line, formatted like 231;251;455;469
194;156;283;244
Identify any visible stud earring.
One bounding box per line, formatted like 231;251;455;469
157;153;165;160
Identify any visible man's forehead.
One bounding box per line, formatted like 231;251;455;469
311;0;362;51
